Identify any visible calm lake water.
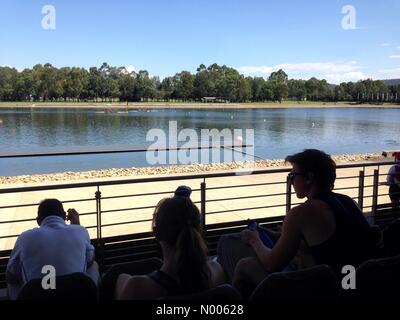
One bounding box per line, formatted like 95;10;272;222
0;107;399;176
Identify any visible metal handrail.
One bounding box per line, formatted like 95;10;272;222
0;160;396;195
0;144;253;158
0;160;396;254
205;192;288;203
206;180;285;190
207;203;287;215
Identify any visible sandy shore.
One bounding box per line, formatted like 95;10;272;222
0;152;387;185
0;102;399;109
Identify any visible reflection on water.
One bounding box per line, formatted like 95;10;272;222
0;107;399;176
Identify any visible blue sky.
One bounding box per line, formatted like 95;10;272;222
0;0;399;83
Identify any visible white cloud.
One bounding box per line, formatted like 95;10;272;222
377;68;400;79
324;72;371;84
381;43;390;47
237;66;274;74
123;65;136;74
237;61;367;84
389;55;400;59
397;46;400;50
237;61;360;75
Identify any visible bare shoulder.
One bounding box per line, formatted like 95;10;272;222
297;198;331;215
120;275;165;300
287;199;331;225
286;203;309;221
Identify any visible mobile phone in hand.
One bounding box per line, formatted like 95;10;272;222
247;220;275;248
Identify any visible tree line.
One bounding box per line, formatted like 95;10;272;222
0;62;399;103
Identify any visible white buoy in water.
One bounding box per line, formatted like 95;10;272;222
235;135;243;146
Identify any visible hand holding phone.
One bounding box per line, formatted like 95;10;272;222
247;220;275;248
66;208;80;225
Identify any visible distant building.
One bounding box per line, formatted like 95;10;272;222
201;97;217;102
201;97;230;103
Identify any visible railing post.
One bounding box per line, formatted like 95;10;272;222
200;180;206;232
95;186;104;273
372;169;379;216
358;170;365;211
286;176;292;214
95;186;102;240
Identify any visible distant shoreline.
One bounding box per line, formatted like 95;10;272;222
0;101;400;109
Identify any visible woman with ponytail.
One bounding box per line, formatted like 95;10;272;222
115;196;225;299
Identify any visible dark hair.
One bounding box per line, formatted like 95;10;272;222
152;196;210;293
37;199;65;223
285;149;336;191
174;185;192;198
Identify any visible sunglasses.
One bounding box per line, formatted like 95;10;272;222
288;172;304;181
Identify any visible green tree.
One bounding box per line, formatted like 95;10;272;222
268;69;288;102
251;77;266;101
305;77;320;101
193;71;210;100
0;67;18;100
171;71;194;100
135;70;155;101
118;68;136;102
288;79;306;100
268;69;288;84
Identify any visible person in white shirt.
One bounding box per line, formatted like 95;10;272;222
6;198;99;299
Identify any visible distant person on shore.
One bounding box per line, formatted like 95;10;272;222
115;195;225;299
231;149;376;297
386;152;400;207
6;199;99;299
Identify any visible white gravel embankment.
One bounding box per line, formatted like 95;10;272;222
0;153;387;185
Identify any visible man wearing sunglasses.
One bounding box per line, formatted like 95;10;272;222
233;149;376;297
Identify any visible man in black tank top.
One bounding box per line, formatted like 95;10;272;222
309;191;376;274
233;149;376;296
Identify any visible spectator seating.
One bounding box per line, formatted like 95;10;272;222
17;272;97;300
381;219;400;257
100;257;163;300
161;284;242;300
374;203;400;227
250;265;339;300
351;254;400;300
